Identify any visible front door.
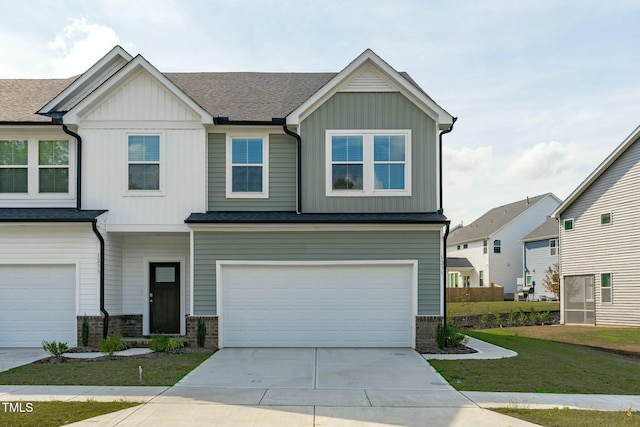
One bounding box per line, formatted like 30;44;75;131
150;262;180;334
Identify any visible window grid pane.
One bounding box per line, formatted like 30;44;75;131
0;141;28;165
373;135;405;190
332;164;363;190
129;164;160;190
231;138;264;192
39;141;69;165
39;168;69;193
232;166;263;192
0;168;28;193
128;136;159;162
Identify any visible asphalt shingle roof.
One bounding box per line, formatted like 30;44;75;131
186;211;448;224
522;216;559;242
0;77;78;122
447;257;473;269
0;208;106;222
447;193;554;246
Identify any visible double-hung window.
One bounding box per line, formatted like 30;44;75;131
493;239;501;253
128;135;160;191
327;130;411;196
226;135;269;198
600;272;612;303
38;140;69;193
0;140;28;193
549;239;558;256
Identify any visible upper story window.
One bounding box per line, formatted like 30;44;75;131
226;135;269;198
128;135;160;191
493;239;501;253
0;139;73;196
483;240;487;254
549;238;558;256
0;140;28;193
38;141;69;193
463;243;468;249
563;218;574;231
600;212;612;225
326;130;411;197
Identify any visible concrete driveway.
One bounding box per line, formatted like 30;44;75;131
0;348;48;372
97;348;536;427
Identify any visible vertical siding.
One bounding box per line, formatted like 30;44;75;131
193;230;441;316
0;225;99;314
103;231;123;315
523;240;558;299
560;139;640;326
208;133;296;211
122;233;190;315
300;92;438;213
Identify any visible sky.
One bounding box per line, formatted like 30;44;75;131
2;0;640;226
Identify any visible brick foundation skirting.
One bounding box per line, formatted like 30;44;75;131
76;314;143;347
415;315;443;353
185;316;218;349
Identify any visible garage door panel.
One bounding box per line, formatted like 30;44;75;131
0;265;77;347
220;263;413;347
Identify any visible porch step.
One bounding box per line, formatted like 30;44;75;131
123;336;189;348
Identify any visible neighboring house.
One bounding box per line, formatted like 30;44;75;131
447;193;561;299
552;125;640;327
521;216;559;301
0;46;455;350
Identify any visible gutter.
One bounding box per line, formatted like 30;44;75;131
91;220;109;339
61;125;82;210
282;125;302;214
438;117;457;214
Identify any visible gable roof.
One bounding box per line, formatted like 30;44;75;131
552;124;640;218
522;216;558;242
448;193;560;246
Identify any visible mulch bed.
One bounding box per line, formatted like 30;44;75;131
34;346;215;365
422;345;477;355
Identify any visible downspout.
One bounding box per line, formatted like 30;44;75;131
438;117;457;214
61;125;82;210
443;222;450;341
91;219;109;338
283;124;302;214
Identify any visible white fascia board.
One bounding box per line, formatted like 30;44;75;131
38;46;133;115
187;223;445;233
286;49;453;128
105;224;192;233
552;124;640;219
63;55;213;125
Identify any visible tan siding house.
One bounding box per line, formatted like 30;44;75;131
552;125;640;326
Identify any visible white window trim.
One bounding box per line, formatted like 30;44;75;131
563;218;574;231
0;138;75;199
600;272;612;304
124;133;165;197
225;133;269;199
325;129;412;197
549;238;558;256
600;212;612;226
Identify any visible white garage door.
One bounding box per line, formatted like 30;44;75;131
219;262;414;347
0;265;77;347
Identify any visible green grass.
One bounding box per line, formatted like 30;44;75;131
0;353;212;386
0;401;140;427
430;330;640;394
492;407;640;427
448;301;559;317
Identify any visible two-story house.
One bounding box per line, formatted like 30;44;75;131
446;193;561;299
552;125;640;326
0;46;455;351
521;216;559;301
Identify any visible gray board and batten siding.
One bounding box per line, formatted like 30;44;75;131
301;92;438;213
192;230;442;317
208;133;296;211
559;138;640;326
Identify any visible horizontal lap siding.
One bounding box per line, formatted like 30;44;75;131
0;225;98;314
193;230;441;316
560;139;640;326
301;92;437;213
208;133;296;211
524;240;558;298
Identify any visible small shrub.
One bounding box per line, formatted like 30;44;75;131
480;312;490;328
42;340;68;357
149;334;185;352
99;334;127;356
529;311;540;325
540;310;551;325
436;322;446;349
507;309;516;326
518;308;527;325
437;318;469;349
81;317;90;347
493;311;502;328
197;318;206;348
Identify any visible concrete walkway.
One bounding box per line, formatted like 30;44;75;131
0;339;637;426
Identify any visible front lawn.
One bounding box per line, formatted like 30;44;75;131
430;330;640;394
0;401;140;427
448;301;559;317
0;352;212;386
492;407;640;427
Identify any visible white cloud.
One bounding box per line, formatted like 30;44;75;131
504;141;579;180
47;17;120;76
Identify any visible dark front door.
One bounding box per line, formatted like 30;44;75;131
150;262;180;334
